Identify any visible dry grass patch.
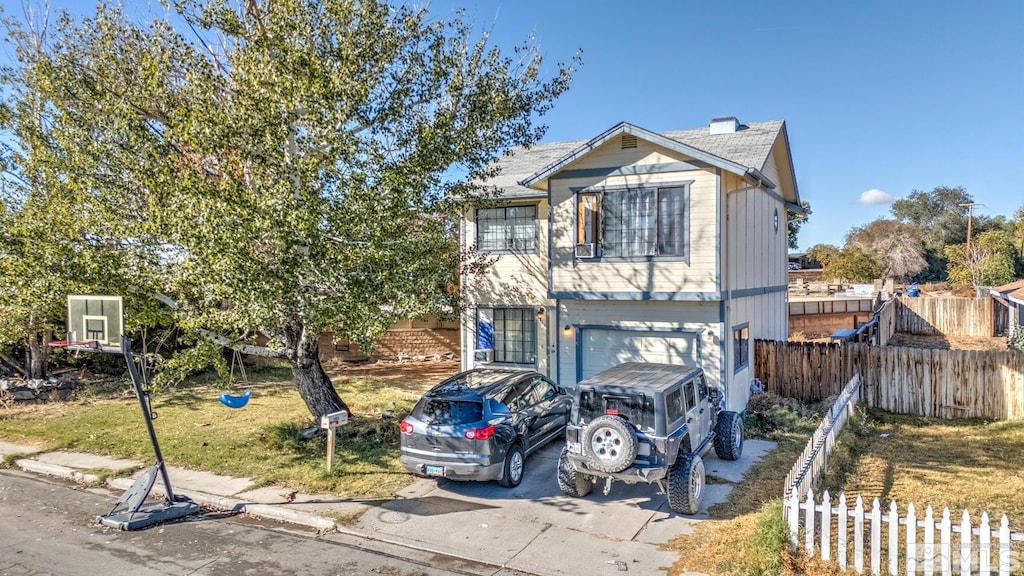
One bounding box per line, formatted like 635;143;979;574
0;361;456;499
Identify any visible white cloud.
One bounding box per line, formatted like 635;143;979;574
858;189;896;205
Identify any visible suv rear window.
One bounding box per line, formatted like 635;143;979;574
414;400;483;425
578;390;655;432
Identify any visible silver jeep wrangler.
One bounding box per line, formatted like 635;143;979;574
557;362;743;514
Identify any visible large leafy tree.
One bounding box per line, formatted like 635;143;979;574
845;219;926;281
0;11;162;378
7;0;576;418
890;186;972;250
807;243;879;283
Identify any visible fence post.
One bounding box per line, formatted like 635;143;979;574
855;496;865;574
822;491;832;562
980;512;991;575
924;505;935;576
871;498;881;575
940;508;952;576
961;510;973;576
888;501;898;576
839;493;849;570
908;503;917;576
788;491;800;550
998;515;1011;576
805;491;816;554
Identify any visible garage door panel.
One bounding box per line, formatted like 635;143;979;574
579;329;698;381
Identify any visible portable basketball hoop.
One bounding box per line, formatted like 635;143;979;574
53;295;199;530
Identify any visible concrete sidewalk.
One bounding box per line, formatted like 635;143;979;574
0;439;776;576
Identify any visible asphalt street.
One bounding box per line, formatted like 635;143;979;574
0;470;525;576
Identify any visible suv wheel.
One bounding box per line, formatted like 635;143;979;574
582;415;639;473
557;446;593;497
667;452;704;515
713;411;744;461
498;443;525;488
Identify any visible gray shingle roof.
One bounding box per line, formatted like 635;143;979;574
486;120;784;198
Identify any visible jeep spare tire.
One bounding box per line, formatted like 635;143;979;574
713;410;744;461
582;415;638;473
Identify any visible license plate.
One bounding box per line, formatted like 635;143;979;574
424;465;444;477
568;442;582;455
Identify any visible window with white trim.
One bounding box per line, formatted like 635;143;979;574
477;307;537;365
575;185;688;257
476;205;537;252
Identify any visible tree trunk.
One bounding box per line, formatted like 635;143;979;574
25;312;49;380
282;322;348;420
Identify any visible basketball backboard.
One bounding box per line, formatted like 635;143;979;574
66;295;124;353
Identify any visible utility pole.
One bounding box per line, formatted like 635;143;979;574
958;202;984;254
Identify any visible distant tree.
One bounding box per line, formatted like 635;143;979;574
1013;203;1024;261
809;244;878;283
787;200;811;250
890;185;971;250
806;243;839;268
845;219;926;281
945;229;1017;288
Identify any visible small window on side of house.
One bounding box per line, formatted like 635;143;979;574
733;325;750;371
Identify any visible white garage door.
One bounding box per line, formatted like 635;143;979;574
578;329;699;381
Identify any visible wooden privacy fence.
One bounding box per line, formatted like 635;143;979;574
754;341;1024;420
783;375;862;502
786;491;1024;575
897;297;996;337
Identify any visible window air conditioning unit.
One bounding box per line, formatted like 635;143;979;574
575;243;596;259
473;349;494;365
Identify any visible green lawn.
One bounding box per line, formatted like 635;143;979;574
0;366;428;498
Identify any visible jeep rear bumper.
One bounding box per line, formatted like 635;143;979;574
564;453;669;484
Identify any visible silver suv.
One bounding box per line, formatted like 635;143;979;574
557;363;743;514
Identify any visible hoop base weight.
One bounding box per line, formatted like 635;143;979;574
97;498;199;531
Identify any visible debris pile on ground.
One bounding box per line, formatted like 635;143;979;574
0;373;78;405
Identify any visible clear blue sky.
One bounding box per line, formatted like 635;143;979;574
445;0;1024;250
6;1;1023;251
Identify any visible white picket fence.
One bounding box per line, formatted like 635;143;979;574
783;374;863;502
786;490;1024;575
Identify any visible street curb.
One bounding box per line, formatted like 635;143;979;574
15;459;101;485
107;477;337;532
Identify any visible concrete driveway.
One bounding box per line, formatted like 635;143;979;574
350;439;776;576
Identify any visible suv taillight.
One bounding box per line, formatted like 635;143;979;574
399;420;414;435
464;425;495;440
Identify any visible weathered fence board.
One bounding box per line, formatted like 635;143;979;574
897;297;996;337
755;340;1024;420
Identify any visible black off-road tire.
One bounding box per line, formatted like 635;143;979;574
713;411;744;461
556;446;593;497
498;442;525;488
667;452;705;515
581;415;639;473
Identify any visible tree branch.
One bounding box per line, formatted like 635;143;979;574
153;292;283;358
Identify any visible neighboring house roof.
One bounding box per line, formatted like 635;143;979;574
991;279;1024;305
487;119;801;209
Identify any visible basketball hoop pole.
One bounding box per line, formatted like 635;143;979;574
121;334;175;501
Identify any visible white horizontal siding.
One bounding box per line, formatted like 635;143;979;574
463;199;550;306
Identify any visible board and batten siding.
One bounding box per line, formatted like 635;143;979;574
548;137;720;295
722;171;788;293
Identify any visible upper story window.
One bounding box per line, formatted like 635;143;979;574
576;184;689;259
477;205;538;253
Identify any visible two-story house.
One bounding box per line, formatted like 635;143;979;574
461;117;803;412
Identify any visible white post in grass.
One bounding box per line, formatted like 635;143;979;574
788;491;800;549
961;510;973;576
998;515;1011;576
940;508;952;576
907;503;917;576
924;505;935;576
888;501;899;576
854;496;865;574
839;493;849;570
871;498;881;575
822;491;832;562
805;490;816;554
979;512;991;576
